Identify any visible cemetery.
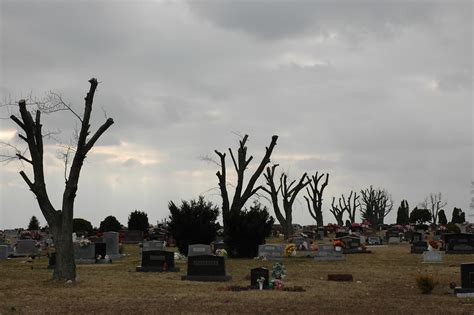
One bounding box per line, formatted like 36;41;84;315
1;228;474;313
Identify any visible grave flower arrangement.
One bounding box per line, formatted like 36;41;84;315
78;239;91;248
256;276;266;290
215;249;228;257
333;239;345;251
270;262;286;290
428;240;439;250
284;244;296;257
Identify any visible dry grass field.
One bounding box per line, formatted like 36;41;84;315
1;242;474;314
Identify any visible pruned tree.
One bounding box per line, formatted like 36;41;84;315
360;186;393;227
6;78;114;281
214;134;278;228
451;207;465;224
262;164;309;239
303;172;329;227
409;207;432;224
420;192;447;225
438;209;448;225
340;190;360;224
329;196;345;226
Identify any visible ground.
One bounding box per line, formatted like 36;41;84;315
1;242;473;314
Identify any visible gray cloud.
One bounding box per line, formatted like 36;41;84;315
0;0;472;229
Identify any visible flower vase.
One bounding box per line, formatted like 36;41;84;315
258;282;263;290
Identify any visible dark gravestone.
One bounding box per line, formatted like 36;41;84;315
328;274;353;282
445;234;474;254
123;230;144;244
250;267;269;289
95;242;106;259
454;263;474;294
410;241;428;254
367;236;381;245
335;232;349;239
181;255;231;281
136;250;179;272
411;232;422;243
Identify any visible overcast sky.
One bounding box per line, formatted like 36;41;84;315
0;0;472;230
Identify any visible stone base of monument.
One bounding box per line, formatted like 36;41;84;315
181;275;232;282
454;287;474;295
327;274;353;282
136;265;180;272
343;248;372;254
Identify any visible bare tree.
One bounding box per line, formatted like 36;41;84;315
304;172;329;227
330;196;345;226
7;78;113;281
262;164;309;239
215;134;278;228
360;186;393;227
340;191;360;224
420;192;447;225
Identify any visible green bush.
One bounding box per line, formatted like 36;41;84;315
168;196;220;256
128;210;149;232
416;274;436;294
73;218;93;234
99;215;122;232
224;201;274;258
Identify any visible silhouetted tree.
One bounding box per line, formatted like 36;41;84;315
215;134;278;230
5;78;114;281
304;172;329;227
438;209;447;225
168;196;220;256
72;218;93;234
396;200;410;225
28;215;40;230
341;191;360;224
451;207;465;224
420;192;447;225
99;215;122;232
409;207;431;224
262;165;309;239
360;186;393;226
128;210;149;232
330;196;345;226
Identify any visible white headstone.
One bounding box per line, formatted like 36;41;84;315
423;251;442;263
188;244;212;256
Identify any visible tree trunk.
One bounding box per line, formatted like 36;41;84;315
51;222;76;281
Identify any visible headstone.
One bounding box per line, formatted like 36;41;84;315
0;245;8;260
444;234;474;254
95;242;106;259
411;241;428;254
250;267;269;289
136;250;179;272
411;231;423;243
188;244;212;257
74;243;96;263
454;263;474;295
257;244;284;260
14;240;38;257
142;241;165;252
103;232;121;259
123;230;144;244
367;236;381;245
335;231;349;239
388;237;401;244
328;274;353;281
422;251;442;263
314;244;344;261
182;254;231;281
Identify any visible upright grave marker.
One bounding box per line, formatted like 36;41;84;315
136;250;179;272
181;254;231;281
258;244;284;260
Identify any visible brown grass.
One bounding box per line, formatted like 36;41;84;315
1;243;474;314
